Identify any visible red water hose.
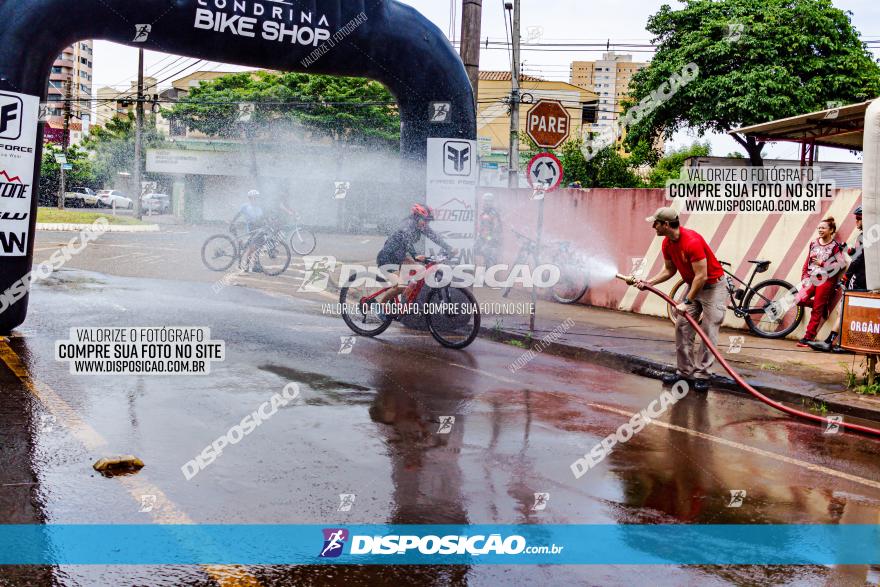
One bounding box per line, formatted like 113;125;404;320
637;281;880;437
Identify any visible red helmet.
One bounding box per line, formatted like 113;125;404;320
411;203;434;221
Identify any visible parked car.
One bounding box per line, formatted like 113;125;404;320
64;187;98;207
141;193;172;214
97;190;133;209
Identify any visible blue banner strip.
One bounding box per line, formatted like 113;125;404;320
1;524;879;565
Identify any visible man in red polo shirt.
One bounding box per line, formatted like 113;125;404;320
634;207;725;392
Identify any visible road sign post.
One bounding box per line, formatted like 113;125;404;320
525;152;564;332
526;99;571;149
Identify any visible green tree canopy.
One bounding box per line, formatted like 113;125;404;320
646;141;711;187
82;112;167;188
624;0;880;165
523;135;645;188
165;71;401;148
39;143;98;204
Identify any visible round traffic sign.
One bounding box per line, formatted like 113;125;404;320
526;152;564;192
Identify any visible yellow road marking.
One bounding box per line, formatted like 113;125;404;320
0;341;262;586
589;402;880;491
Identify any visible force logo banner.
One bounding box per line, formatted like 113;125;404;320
427;138;477;263
0;91;38;257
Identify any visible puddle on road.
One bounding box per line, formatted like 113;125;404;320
260;364;373;406
35;271;107;292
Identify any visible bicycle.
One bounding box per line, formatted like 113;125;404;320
201;220;292;276
231;211;317;256
500;229;590;304
665;259;804;338
339;255;481;349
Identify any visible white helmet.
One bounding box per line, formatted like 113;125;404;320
482;192;494;203
247;189;260;198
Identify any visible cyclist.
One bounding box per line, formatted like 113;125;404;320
476;192;502;266
374;204;455;316
239;189;265;273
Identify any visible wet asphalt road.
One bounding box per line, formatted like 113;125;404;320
2;229;880;585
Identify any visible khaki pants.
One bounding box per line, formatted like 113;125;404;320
675;281;726;380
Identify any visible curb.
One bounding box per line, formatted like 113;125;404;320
36;223;160;233
481;326;880;426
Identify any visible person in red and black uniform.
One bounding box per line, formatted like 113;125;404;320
796;216;847;347
475;192;502;267
808;207;863;353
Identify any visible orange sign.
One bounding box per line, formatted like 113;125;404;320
840;291;880;354
526;99;571;149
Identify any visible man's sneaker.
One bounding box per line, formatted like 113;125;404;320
661;373;690;386
693;379;710;392
251;264;264;274
796;338;812;348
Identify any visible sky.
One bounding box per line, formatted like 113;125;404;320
91;0;880;162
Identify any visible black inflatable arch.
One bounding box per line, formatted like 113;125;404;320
0;0;476;333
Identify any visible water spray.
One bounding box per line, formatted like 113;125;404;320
614;274;880;437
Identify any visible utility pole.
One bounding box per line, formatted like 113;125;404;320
459;0;483;109
507;0;521;189
58;76;73;210
133;48;144;219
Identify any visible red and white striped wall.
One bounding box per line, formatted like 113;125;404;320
489;187;863;339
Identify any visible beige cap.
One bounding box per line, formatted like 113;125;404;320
646;207;679;223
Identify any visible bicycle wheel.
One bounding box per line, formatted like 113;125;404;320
551;254;589;304
340;271;394;337
289;227;317;256
425;287;481;349
255;237;291;276
201;234;238;272
743;279;803;338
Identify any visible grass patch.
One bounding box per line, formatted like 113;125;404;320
853;383;880;396
758;362;782;371
841;360;880;395
801;398;828;415
37;207;148;226
506;339;527;348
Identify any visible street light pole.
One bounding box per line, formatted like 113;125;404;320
507;0;521;189
133;48;144;219
58;76;73;210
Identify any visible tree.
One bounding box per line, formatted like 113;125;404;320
522;135;645;188
82;112;167;188
165;71;401;148
39;143;98;205
624;0;880;166
646;142;711;187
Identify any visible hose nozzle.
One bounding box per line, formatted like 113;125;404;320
616;273;637;286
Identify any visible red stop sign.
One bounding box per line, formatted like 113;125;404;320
526;99;571;149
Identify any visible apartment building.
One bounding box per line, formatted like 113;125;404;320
570;52;646;134
46;41;94;144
